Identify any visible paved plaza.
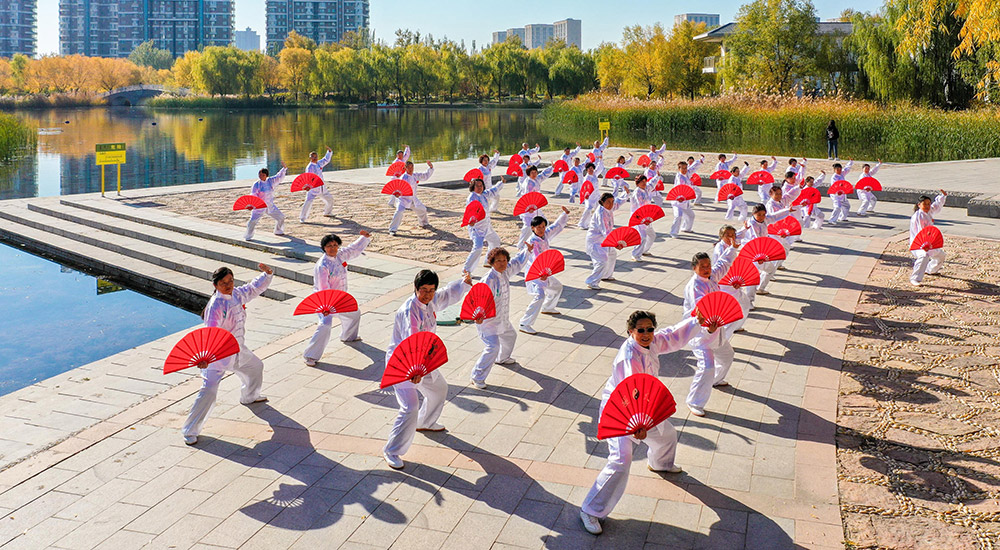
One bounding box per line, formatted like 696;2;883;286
0;150;998;549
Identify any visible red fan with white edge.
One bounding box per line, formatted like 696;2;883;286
793;187;821;206
293;289;359;316
579;181;595;204
628;204;665;227
232;195;266;211
506;163;524;177
827;180;854;196
637;154;651;168
855;176;882;192
720;259;761;289
597;373;676;440
380;332;449;389
553;159;569;173
748;170;775;186
910;226;944;251
461;201;487;227
525;249;565;282
601;226;642;248
163;327;240;374
587;152;596;163
716;183;743;202
291;172;324;192
768;216;802;238
666;184;696;202
561;171;579;185
690;173;703;187
738;237;787;264
464;168;484;183
460;283;497;323
385;160;406;177
691;291;744;328
509;154;524;166
381;179;412;197
653;179;665;192
513;192;548;217
606;166;629;180
710;170;732;180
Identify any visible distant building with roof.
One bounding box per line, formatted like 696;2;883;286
491;18;581;48
674;13;720;29
694;21;853;76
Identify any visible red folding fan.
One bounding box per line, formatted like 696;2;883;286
629;204;665;226
637;154;651;167
793;187;821;206
719;259;761;289
506;163;524;177
690;173;702;187
464;168;484;183
596;373;676;440
460;283;497;323
710;170;732;180
232;195;266;211
385;160;406;177
525;249;565;282
827;180;854;196
748;170;774;186
509;154;524;166
293;289;359;316
601;226;642;248
553;159;569;173
381;179;413;197
587;152;596;162
667;184;696;202
768;216;802;238
462;201;487;227
562;171;579;184
513;192;548;216
380;332;449;389
717;183;743;202
605;167;629;180
653;178;665;192
910;226;944;251
580;181;595;204
738;237;787;263
163;327;240;374
691;291;744;328
291;172;324;192
855;176;882;192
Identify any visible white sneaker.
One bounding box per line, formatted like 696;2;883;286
588;284;601;290
713;380;730;387
688;406;706;417
495;358;516;365
299;218;307;223
416;423;445;432
304;358;317;367
383;452;404;470
519;325;537;335
471;379;487;390
648;464;683;474
274;231;285;236
601;277;616;282
580;510;603;535
910;280;921;287
183;435;198;445
241;396;268;405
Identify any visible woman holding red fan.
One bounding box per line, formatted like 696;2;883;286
585;190;630;289
388;160;434;236
383;269;473;470
182;263;274;445
629;175;657;261
245;163;288;241
579;310;706;535
516;165;556;243
909;191;948;286
299;147;334;222
463;178;504;274
603;153;633;193
518;207;570;335
470;246;532;389
474;150;502;212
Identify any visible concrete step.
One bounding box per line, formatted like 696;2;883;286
0;203;309;302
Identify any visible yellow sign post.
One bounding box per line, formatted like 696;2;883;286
95;143;126;197
599;118;610;141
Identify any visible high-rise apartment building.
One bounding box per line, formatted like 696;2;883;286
674;13;720;29
553;18;581;48
523;23;553;49
491;30;506;44
234;27;260;51
0;0;37;57
503;27;525;46
265;0;369;53
59;0;235;58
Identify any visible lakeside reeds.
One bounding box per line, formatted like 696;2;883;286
0;114;35;163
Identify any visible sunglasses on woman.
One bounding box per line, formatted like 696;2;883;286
633;327;655;334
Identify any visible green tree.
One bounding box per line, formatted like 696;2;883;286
621;24;669;97
666;20;718;99
549;48;597;97
192;47;243;96
128;41;174;70
279;47;315;100
284;31;317;51
10;54;28;91
594;43;627;93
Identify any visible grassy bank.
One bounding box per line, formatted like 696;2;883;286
544;94;1000;163
0;114;35;162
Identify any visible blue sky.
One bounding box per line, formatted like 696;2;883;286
35;0;882;55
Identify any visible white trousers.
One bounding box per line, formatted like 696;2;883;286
693;186;703;204
632;225;655;260
487;180;500;212
464;226;502;274
650;193;664;207
471;322;517;384
383;369;448;456
757;261;779;292
581;414;678;518
687;341;735;409
857;191;876;214
670;204;694;236
725;197;748;220
758;185;769;204
911;249;946;284
586;243;617;286
829;202;850;224
246;204;285;239
182;348;264;437
300;187;334;221
389;197;429;233
578;205;597;228
520;277;563;327
721;287;750;333
568;181;582;203
303;310;362;362
805;207;825;230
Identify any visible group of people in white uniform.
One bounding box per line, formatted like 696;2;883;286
184;139;950;537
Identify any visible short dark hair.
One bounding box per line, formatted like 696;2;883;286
919;195;932;203
770;185;782;195
833;162;843;170
530;216;548;228
259;168;269;177
760;159;769;166
405;161;414;167
414;269;439;290
752;204;767;214
718;153;727;159
636;175;648;184
863;163;871;170
788;158;797;164
310;151;317;157
320;234;342;249
627;310;657;331
719;224;736;238
526;165;539;176
784;171;796;180
691;252;710;268
212;266;233;286
585;162;595;170
396;149;405;156
479;154;490;163
687;156;695;162
468;178;484;192
599;192;615;204
487;247;510;265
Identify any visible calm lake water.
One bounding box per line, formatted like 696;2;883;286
1;107;562;200
0;242;202;396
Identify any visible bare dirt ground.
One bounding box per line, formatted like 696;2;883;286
839;236;1000;549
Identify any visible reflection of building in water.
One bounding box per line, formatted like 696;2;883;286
0;156;38;200
59;150;233;195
